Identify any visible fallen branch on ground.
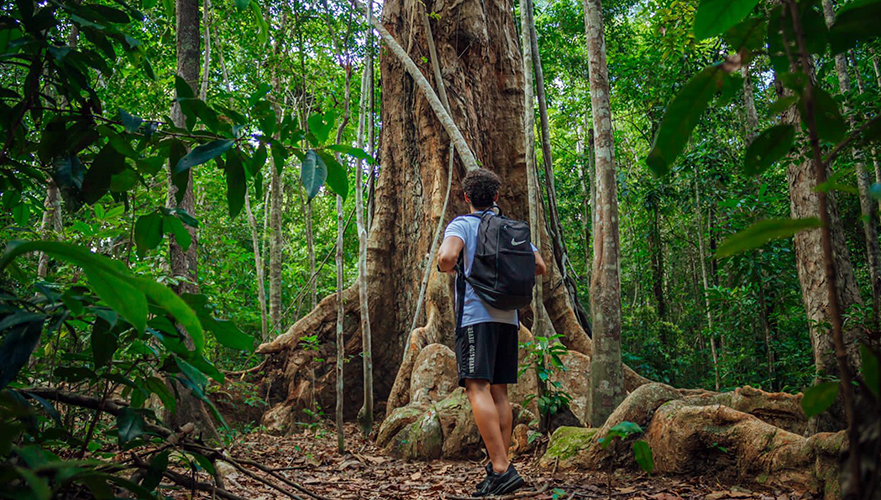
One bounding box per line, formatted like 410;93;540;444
445;481;549;500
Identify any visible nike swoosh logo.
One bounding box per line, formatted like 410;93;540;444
511;237;527;246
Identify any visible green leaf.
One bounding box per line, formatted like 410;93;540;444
307;111;335;145
250;143;267;177
301;150;326;202
224;149;246;219
87;268;149;334
271;140;288;175
175;140;235;175
828;0;881;54
82;144;127;204
141;450;169;491
175;356;208;390
801;381;839;417
861;344;880;398
802;87;846;144
163;214;192;251
744;125;795;175
326;144;375;165
608;421;643;438
117;408;145;445
135;212;164;257
693;0;760;40
12;203;28;226
646;66;725;176
91;317;117;367
767;96;798;116
132;277;204;351
723;16;765;52
119;109;143;133
208;319;254;351
317;151;348;200
14;467;50;500
0;315;45;390
174;75;195;100
144;376;176;414
233;0;249;10
632;440;654;473
716;217;821;258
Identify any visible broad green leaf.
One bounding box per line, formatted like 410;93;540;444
801;87;846;144
723;16;765;52
174;75;195;99
608;421;643;437
234;0;249;10
327;144;375;165
307;111;335;145
132;277;204;351
801;381;839;417
207;319;254;351
0;316;45;390
135;212;164;257
163;214;192;251
317;151;349;200
744;125;795;175
250;143;267;177
767;96;798;116
117;408;145;445
828;0;881;54
862;344;880;398
693;0;760;40
301;150;326;202
12;203;28;226
175;356;208;390
224;149;246;219
646;66;725;176
87;268;148;334
119;109;142;133
632;440;654;473
174;140;235;175
82;144;127;204
144;376;176;414
91;317;117;367
716;217;821;257
141;450;169;491
14;467;50;500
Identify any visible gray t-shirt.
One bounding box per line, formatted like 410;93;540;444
444;211;538;328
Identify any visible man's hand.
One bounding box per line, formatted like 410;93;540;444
534;251;547;276
437;236;464;273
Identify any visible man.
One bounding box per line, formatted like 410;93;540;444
437;168;546;497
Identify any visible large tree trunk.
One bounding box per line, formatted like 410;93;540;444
166;0;218;441
584;0;625;427
256;0;618;430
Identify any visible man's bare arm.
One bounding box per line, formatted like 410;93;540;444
437;236;464;273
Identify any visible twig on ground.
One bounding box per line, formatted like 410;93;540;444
131;456;246;500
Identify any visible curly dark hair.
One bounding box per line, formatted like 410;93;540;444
463;168;502;209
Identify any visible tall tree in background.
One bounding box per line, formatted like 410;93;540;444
822;0;881;337
583;0;624;426
167;0;218;440
268;15;285;336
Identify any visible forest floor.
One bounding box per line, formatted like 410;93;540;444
163;423;818;500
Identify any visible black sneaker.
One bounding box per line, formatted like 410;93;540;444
472;462;493;496
482;463;524;497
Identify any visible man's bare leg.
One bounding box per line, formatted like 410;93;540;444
491;384;513;451
465;379;510;473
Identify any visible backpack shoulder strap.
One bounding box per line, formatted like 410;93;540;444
455;252;467;328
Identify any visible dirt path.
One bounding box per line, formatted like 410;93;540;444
168;424;818;500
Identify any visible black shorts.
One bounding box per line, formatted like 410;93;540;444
455;322;519;387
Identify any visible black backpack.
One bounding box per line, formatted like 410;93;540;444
456;209;536;324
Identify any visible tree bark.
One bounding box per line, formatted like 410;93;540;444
741;64;759;144
268;16;285;337
822;0;880;337
166;0;218;442
37;180;61;278
851;51;881;210
584;0;625;427
355;9;375;435
245;194;269;341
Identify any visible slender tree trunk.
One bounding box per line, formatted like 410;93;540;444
649;205;666;322
587;127;596;310
584;0;624;426
757;272;775;391
166;0;218;442
823;0;881;337
695;172;720;391
355;4;375;436
871;47;881;89
526;0;589;331
851;52;881;209
245;194;269;341
576;123;592;287
199;0;211;101
742;64;759;144
268;16;285;337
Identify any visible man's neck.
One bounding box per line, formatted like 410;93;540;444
471;206;492;213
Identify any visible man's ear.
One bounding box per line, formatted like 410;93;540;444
494;192;500;202
464;193;471;204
